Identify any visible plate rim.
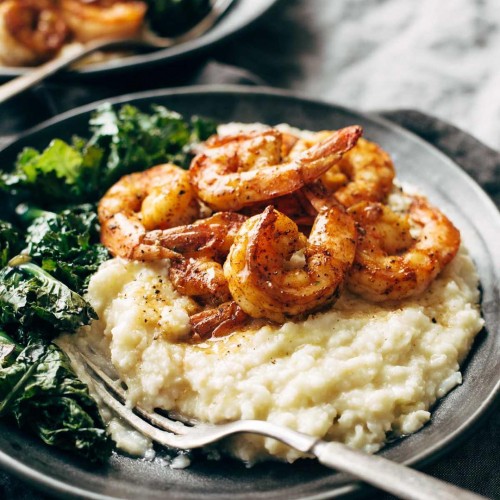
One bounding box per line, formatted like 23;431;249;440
0;84;498;500
0;0;280;80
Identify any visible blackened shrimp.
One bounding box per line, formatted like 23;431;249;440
224;205;357;322
347;197;461;302
0;0;68;66
190;126;362;212
162;213;247;304
60;0;146;42
98;163;200;260
169;258;231;306
144;212;248;261
289;134;395;207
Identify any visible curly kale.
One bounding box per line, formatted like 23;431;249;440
0;259;96;344
88;103;216;186
0;234;110;463
20;204;110;294
0;138;104;206
0;103;218;462
0;103;216;209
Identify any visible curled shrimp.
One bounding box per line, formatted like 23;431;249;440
144;212;247;261
290;134;395;207
242;190;319;227
162;213;246;304
190;126;363;212
169;258;231;306
60;0;146;42
0;0;68;66
163;215;250;338
98;163;200;260
347;197;461;302
224;205;358;322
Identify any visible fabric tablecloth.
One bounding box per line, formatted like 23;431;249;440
0;1;499;498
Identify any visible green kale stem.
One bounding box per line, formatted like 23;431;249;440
9;258;49;278
0;353;40;417
8;258;72;287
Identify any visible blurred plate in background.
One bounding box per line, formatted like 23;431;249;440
0;0;280;81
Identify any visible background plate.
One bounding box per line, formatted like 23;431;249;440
0;87;498;499
0;0;279;80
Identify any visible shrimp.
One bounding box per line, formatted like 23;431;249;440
190;126;363;212
143;212;247;261
98;163;200;260
289;134;395;208
347;197;461;302
60;0;146;42
242;190;319;227
189;301;250;342
169;258;232;306
0;0;68;66
224;205;357;322
158;213;246;304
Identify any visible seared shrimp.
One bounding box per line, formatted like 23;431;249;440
169;258;232;306
190;301;250;342
60;0;146;42
0;0;68;66
290;135;395;207
347;197;461;302
144;212;247;261
98;163;200;260
242;190;319;227
190;126;362;212
224;205;357;322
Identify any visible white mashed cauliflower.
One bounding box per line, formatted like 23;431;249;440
74;245;483;464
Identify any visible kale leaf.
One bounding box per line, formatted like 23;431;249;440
88;103;216;187
0;330;21;366
20;204;110;293
1;139;104;206
0;227;110;463
0;260;96;343
0;104;216;210
0;337;112;463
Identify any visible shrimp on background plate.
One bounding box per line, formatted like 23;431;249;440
0;0;68;66
60;0;146;42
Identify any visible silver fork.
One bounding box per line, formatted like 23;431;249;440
0;0;234;105
64;345;485;500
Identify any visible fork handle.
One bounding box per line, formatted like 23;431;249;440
312;441;485;500
0;40;128;105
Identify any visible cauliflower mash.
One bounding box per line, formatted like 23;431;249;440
76;244;483;464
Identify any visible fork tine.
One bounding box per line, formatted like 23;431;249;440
79;351;191;436
87;372;190;449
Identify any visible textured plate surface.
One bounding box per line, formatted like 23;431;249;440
0;0;279;79
0;87;498;499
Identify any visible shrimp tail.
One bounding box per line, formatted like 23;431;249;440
298;125;363;183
